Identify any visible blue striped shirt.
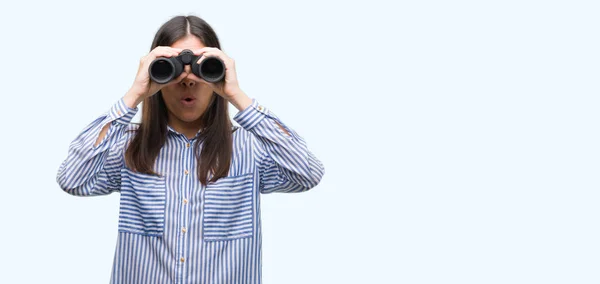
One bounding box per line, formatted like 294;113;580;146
56;97;325;283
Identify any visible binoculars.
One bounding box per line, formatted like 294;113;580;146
149;49;225;84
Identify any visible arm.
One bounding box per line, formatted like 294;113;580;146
232;97;325;193
56;97;139;196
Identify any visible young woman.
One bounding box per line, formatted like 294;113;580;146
56;15;325;283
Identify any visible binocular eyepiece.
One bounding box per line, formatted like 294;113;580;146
149;49;225;84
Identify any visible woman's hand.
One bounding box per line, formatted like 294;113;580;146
188;47;243;100
127;46;189;104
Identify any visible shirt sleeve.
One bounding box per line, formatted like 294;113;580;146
56;97;138;196
233;98;325;193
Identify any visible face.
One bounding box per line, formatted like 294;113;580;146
160;36;214;130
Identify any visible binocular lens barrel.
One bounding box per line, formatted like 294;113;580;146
149;59;182;84
149;49;225;84
198;57;225;82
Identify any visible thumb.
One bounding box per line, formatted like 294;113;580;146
170;71;189;85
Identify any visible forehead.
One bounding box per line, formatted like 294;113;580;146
171;36;206;49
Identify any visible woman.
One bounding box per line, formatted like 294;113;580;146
56;15;325;283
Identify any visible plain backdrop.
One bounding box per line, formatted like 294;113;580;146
0;0;599;283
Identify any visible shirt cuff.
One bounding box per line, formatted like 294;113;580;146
233;98;269;130
109;97;139;125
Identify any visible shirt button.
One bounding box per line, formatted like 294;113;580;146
183;198;188;204
186;143;190;148
117;110;122;115
257;105;263;111
184;169;189;175
180;257;185;263
182;227;187;233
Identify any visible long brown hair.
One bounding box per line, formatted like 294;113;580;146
124;15;233;186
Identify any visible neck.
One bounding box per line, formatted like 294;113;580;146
167;116;203;139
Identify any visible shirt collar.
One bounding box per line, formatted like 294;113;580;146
166;124;240;139
167;124;203;139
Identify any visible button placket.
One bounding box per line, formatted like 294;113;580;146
175;140;194;278
177;139;195;275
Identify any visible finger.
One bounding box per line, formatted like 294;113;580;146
169;47;184;53
157;46;183;53
196;52;226;65
151;48;180;59
185;72;205;83
191;47;209;56
148;53;179;63
191;47;219;56
168;71;189;85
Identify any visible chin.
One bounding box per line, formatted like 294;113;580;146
178;112;203;122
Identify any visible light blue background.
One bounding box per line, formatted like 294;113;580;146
0;0;598;283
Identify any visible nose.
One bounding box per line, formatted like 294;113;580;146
180;78;196;88
179;65;195;87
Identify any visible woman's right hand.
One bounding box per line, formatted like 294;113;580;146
125;46;187;106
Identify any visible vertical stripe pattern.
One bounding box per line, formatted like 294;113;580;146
56;97;325;283
203;172;255;242
118;167;167;236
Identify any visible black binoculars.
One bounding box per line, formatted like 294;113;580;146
149;49;225;84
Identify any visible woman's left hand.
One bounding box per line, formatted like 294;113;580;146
188;47;242;100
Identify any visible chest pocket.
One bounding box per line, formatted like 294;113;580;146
118;167;167;237
203;172;255;242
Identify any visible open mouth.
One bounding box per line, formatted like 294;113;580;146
181;97;196;106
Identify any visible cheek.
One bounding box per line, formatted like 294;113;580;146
161;88;179;102
161;85;176;95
